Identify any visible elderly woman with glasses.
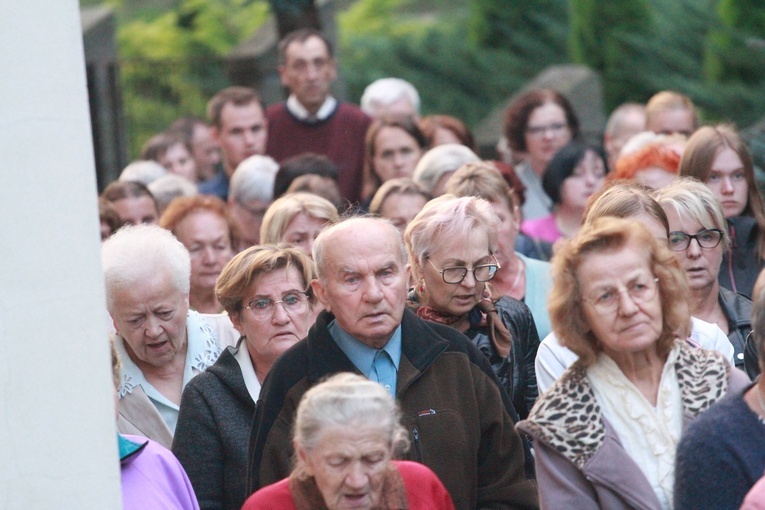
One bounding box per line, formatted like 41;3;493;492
655;178;753;372
172;245;316;510
404;195;541;419
518;217;749;509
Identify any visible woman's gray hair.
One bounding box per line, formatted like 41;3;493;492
101;224;191;312
230;155;280;204
653;177;730;251
412;144;480;194
293;373;409;477
119;160;168;186
405;194;499;286
148;173;198;214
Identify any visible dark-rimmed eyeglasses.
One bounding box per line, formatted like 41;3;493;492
244;292;309;321
669;229;723;251
427;255;500;284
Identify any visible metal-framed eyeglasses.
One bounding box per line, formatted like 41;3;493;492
243;292;309;321
583;277;659;314
668;229;724;252
427;255;500;284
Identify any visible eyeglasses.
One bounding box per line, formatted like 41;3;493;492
244;292;309;321
668;229;723;251
583;276;659;314
525;122;568;137
427;255;500;284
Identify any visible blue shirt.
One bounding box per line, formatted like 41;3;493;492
328;319;402;394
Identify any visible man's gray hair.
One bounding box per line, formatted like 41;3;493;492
101;224;190;312
312;216;406;281
360;78;421;117
230;155;279;204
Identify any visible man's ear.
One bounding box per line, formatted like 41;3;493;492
311;278;330;313
278;65;288;87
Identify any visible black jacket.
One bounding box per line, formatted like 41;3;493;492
464;296;540;420
246;308;539;510
720;216;765;299
719;286;753;372
173;343;255;510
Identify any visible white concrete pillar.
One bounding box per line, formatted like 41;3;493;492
0;1;122;508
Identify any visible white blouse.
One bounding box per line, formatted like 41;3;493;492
116;310;221;434
587;344;683;510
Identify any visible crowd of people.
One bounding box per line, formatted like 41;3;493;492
100;26;765;510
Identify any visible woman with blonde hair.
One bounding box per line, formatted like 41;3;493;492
369;178;431;232
518;217;748;509
260;192;339;257
173;245;318;510
655;178;753;373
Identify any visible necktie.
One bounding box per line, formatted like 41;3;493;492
372;349;397;398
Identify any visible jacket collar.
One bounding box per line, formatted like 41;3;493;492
306;309;448;392
518;341;730;469
207;344;256;405
719;286;753;328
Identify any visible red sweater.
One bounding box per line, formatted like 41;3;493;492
266;102;371;204
242;460;456;510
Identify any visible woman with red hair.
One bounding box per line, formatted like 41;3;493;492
611;142;681;189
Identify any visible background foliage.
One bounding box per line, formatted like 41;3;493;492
85;0;765;160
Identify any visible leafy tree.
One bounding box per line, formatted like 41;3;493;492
568;0;652;110
339;0;527;126
116;0;269;157
468;0;569;76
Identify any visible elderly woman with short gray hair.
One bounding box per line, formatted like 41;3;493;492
102;224;221;449
242;372;455;510
405;194;541;419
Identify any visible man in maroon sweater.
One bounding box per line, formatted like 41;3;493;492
266;28;371;204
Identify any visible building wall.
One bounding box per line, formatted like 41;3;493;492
0;1;122;508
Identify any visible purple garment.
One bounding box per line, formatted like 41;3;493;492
120;434;199;510
521;213;562;244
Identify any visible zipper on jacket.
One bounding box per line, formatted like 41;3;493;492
412;426;423;463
